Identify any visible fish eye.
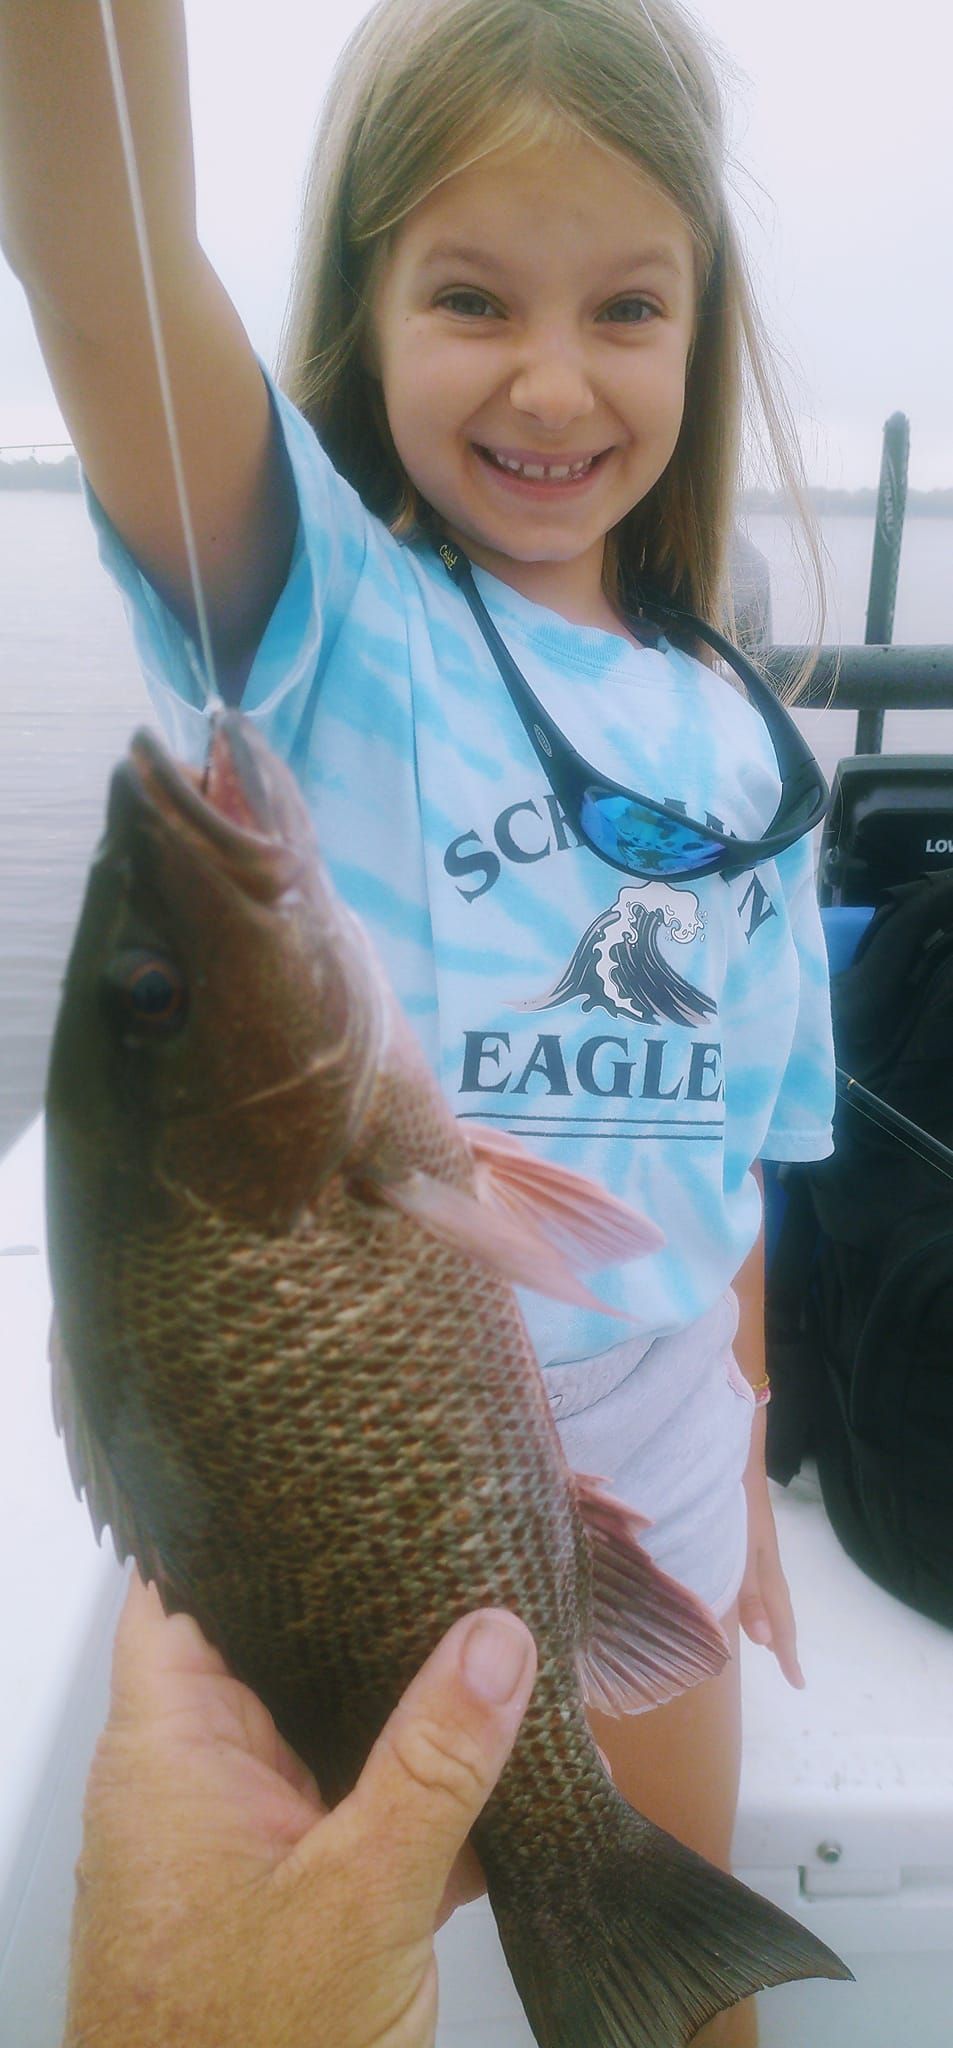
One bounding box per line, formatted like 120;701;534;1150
105;950;188;1033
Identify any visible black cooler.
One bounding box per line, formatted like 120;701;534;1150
817;753;953;907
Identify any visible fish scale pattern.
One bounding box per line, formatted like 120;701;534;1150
60;1104;605;1827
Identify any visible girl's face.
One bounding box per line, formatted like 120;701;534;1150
369;132;697;613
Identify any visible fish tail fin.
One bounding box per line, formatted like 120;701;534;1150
490;1793;851;2048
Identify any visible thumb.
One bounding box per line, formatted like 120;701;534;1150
332;1609;537;1929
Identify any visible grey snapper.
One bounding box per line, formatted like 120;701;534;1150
45;714;849;2046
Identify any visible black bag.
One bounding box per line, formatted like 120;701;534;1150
766;870;953;1627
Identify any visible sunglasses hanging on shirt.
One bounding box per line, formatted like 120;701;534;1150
435;538;829;883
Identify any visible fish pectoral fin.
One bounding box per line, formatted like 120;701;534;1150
464;1123;664;1267
49;1314;167;1589
574;1471;729;1713
371;1171;626;1311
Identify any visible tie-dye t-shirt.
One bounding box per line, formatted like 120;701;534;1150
87;370;834;1369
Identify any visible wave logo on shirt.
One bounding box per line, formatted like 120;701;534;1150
516;883;717;1028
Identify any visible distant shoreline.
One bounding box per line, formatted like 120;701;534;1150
744;486;953;519
1;454;952;516
0;456;80;492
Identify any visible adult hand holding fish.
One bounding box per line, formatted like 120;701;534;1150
64;1576;538;2048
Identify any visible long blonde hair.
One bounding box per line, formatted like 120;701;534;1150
278;0;823;677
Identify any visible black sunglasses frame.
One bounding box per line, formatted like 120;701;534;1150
436;539;830;883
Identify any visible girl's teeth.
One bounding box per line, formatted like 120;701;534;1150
490;451;595;481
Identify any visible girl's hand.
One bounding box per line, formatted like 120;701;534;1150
63;1575;537;2048
733;1175;804;1687
739;1414;805;1690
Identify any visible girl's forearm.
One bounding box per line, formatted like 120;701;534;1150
0;0;287;678
0;0;197;339
733;1164;766;1391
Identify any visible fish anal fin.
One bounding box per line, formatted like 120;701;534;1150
574;1471;729;1714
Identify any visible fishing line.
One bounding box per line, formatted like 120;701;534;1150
836;1068;953;1185
96;0;222;714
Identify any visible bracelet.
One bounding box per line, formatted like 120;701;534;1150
749;1372;772;1408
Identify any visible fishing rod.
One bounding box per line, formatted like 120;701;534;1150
835;1067;953;1183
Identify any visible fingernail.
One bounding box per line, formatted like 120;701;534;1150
750;1619;772;1645
462;1613;532;1705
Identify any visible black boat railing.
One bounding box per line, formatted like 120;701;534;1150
758;409;953;742
764;644;953;712
857;411;910;753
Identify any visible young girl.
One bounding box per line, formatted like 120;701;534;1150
1;1;835;2041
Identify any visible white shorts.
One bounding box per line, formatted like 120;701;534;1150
545;1292;754;1620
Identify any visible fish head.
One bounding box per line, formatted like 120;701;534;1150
46;713;384;1229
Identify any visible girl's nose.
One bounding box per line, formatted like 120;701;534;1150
508;344;597;429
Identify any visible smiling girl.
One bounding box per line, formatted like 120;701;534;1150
1;2;836;2042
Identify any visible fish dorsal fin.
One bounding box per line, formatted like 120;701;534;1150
574;1472;729;1713
50;1315;167;1590
369;1125;662;1311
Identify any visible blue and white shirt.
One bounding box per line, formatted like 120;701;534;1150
88;369;835;1368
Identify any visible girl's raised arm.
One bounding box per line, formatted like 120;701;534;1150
0;0;297;694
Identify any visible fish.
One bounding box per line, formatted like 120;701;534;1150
45;712;850;2048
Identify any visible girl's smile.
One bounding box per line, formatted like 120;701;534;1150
369;134;697;621
472;443;612;491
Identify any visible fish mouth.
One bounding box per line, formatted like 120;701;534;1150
122;715;307;896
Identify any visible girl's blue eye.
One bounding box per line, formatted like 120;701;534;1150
438;289;498;318
600;297;658;325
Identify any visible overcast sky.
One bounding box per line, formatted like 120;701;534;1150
2;0;950;487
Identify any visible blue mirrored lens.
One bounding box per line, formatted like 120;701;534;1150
580;790;725;876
